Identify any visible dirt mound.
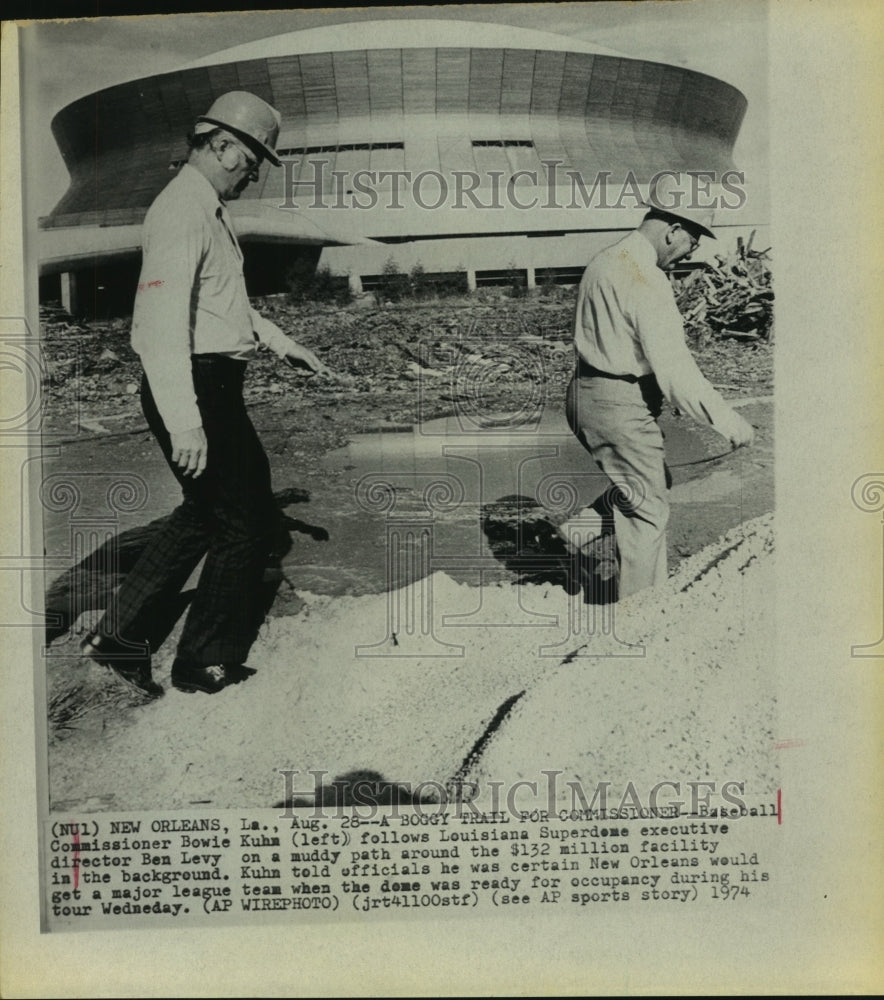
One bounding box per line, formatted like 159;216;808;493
48;514;775;814
467;512;777;803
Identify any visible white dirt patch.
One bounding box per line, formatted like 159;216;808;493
468;514;776;805
48;514;775;813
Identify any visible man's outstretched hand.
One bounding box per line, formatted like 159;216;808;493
283;339;326;374
283;339;354;383
728;412;756;449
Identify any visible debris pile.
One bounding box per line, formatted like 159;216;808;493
673;232;774;346
41;271;771;433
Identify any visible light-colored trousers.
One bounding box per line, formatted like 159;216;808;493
566;374;669;598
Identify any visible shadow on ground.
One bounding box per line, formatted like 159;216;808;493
274;769;442;810
44;485;328;646
481;493;619;604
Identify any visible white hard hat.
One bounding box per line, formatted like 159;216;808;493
195;91;282;166
642;171;716;239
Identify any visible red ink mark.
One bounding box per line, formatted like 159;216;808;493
136;280;164;291
72;830;80;889
776;788;782;825
773;738;806;750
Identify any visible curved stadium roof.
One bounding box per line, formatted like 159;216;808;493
186;19;632;64
41;18;748;272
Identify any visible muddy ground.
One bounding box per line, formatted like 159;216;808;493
39;291;775;812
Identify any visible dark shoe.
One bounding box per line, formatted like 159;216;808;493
171;662;256;695
80;631;163;699
556;516;600;556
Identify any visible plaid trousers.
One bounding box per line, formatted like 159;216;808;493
99;354;277;666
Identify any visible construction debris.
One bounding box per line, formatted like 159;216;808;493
673;231;774;346
41;277;771;437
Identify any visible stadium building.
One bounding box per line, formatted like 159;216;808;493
39;19;761;314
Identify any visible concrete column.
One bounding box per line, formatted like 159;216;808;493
348;271;363;295
60;271;79;316
466;269;477;292
526;266;536;290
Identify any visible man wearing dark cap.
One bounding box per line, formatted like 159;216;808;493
82;91;332;696
560;172;755;600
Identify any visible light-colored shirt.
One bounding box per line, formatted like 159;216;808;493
573;229;743;439
131;163;291;433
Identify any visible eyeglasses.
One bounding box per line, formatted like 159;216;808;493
229;140;260;179
681;227;701;250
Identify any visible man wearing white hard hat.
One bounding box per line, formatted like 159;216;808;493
82;91;334;696
560;171;755;600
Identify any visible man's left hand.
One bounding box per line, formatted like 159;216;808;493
283;340;327;374
283;340;355;383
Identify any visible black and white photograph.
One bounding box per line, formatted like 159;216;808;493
1;1;881;996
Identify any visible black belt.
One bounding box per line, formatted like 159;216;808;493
576;358;664;417
577;358;640;383
193;353;247;368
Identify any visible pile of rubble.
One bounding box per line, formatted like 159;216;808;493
673;232;774;346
